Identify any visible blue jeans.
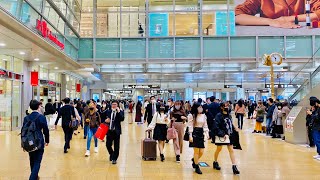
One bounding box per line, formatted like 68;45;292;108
266;118;273;134
313;129;320;155
28;149;44;180
84;124;89;138
87;127;98;150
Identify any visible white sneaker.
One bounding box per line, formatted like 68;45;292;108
85;150;90;157
94;147;98;153
317;157;320;161
313;154;320;159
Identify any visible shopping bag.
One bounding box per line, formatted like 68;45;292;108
95;123;109;140
57;118;62;126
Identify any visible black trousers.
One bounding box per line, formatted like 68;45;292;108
62;126;73;151
28;149;44;180
106;130;121;161
307;126;315;147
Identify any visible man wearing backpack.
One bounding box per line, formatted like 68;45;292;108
21;100;49;180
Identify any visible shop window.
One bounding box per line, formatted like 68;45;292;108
175;0;199;11
0;79;12;131
27;0;43;12
67;8;79;32
0;0;18;16
13;57;23;74
122;0;145;11
97;0;120;12
149;13;174;37
0;55;12;71
202;0;231;10
174;12;199;36
121;13;146;37
149;0;173;11
52;0;67;16
21;1;40;29
40;67;48;80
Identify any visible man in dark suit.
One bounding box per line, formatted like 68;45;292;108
54;98;76;153
144;96;158;125
105;100;125;164
23;100;49;180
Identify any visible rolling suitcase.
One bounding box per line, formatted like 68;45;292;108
141;131;157;161
95;123;109;140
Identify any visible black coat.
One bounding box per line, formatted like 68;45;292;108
55;105;76;127
144;103;159;124
106;110;125;136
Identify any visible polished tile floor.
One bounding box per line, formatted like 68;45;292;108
1;113;320;180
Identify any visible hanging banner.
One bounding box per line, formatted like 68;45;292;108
76;84;81;92
31;71;39;86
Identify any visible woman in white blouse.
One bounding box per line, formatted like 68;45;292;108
188;103;209;174
147;104;170;162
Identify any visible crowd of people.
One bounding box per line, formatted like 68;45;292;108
21;95;320;179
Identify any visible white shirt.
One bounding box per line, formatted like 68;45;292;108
148;112;170;129
188;114;209;136
110;111;116;129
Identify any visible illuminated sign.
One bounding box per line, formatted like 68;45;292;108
123;85;161;89
224;85;242;88
265;84;299;88
36;19;65;50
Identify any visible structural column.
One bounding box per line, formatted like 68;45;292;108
185;88;193;102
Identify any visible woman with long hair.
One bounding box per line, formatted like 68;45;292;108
252;101;265;133
147;103;170;161
235;99;246;130
188;103;209;174
212;102;240;175
170;101;187;162
135;101;143;124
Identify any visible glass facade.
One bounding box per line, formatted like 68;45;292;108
0;54;23;131
0;0;80;60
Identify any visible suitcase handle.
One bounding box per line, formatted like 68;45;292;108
145;130;153;139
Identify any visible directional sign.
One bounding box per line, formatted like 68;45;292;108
224;85;242;88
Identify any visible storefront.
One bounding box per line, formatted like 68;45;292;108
0;56;23;131
65;75;81;100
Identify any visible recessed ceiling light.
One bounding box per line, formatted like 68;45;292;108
34;58;39;61
0;43;6;47
54;67;59;70
19;52;25;55
2;58;7;61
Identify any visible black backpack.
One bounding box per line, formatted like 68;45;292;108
21;114;42;152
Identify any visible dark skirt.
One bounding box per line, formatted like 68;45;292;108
189;127;205;148
153;124;167;141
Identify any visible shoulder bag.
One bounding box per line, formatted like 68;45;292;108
167;120;177;140
69;108;78;130
214;135;230;145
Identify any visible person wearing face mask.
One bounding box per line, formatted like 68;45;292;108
271;103;284;138
188;103;209;174
170;101;187;162
144;96;158;125
84;103;101;156
99;101;108;142
212;102;240;175
147;104;170;161
105;101;125;164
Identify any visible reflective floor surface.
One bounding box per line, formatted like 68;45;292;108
0;113;319;180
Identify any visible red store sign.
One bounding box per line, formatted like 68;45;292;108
36;19;65;50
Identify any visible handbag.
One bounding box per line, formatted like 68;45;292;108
215;135;230;145
183;127;189;141
167;121;177;140
256;116;264;123
69;108;78;130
